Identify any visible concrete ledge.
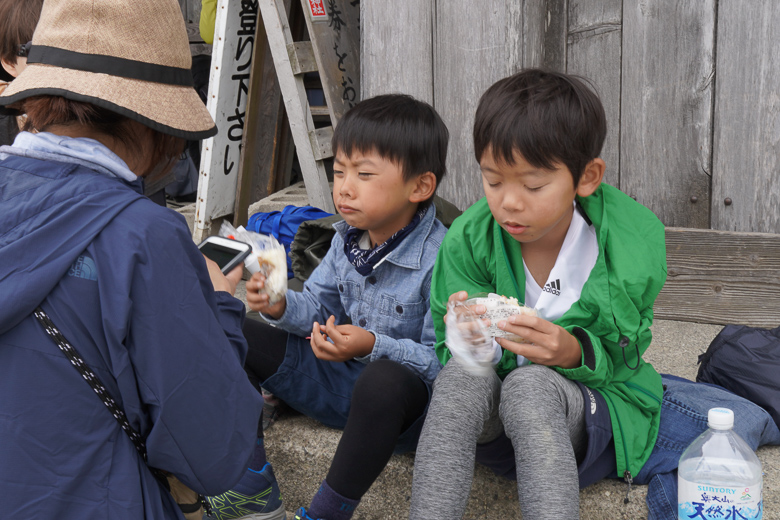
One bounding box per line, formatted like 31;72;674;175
173;204;780;518
262;321;780;519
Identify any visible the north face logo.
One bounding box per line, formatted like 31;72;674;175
586;387;597;414
542;279;561;296
69;255;97;281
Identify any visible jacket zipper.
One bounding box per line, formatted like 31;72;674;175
620;381;662;502
602;392;634;502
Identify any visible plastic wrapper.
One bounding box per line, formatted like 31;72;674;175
219;221;287;304
445;293;538;376
445;298;496;376
464;293;537;343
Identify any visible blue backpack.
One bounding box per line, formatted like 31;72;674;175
247;205;333;278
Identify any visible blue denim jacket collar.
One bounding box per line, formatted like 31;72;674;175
332;204;438;271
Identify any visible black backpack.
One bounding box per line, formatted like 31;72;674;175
697;324;780;429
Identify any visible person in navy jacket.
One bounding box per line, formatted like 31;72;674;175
0;0;264;518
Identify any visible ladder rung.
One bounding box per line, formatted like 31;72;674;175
309;126;334;160
288;41;319;75
310;105;329;118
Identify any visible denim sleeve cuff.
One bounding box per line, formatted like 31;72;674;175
355;330;382;363
260;291;297;329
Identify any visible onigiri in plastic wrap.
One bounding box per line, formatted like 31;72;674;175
219;221;287;304
464;292;537;343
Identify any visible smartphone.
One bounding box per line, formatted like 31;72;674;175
197;236;252;274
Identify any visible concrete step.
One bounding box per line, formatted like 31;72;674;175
174;201;780;518
261;320;780;519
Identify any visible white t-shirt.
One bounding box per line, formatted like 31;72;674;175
524;205;598;321
492;205;598;366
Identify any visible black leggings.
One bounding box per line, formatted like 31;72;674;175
243;317;288;390
242;318;429;499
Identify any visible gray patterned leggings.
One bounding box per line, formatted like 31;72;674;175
409;360;587;519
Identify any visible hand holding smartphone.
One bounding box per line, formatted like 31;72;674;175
197;236;252;274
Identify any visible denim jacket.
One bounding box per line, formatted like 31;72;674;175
266;205;446;384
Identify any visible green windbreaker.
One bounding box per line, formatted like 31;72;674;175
431;183;667;480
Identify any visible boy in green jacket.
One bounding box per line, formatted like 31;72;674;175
409;69;667;519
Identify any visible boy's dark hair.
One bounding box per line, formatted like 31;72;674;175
473;69;606;186
332;94;449;203
0;0;44;66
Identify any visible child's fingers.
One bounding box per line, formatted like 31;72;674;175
246;290;270;306
310;325;339;361
311;321;327;338
247;273;266;292
323;315;345;344
310;322;330;353
496;338;549;363
508;313;551;332
444;292;486;323
496;321;543;346
447;290;469;305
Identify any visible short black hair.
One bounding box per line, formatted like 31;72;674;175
332;94;449;202
473;69;606;186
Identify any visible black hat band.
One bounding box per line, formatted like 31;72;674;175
27;45;193;87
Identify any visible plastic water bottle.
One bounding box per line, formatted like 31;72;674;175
678;408;763;519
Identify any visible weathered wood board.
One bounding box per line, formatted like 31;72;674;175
433;0;511;210
711;0;780;234
566;0;621;188
359;0;778;234
519;0;567;71
234;0;298;226
619;1;715;229
179;0;202;24
302;0;361;123
361;0;433;103
655;228;780;328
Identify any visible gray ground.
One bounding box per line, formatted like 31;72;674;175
175;200;779;519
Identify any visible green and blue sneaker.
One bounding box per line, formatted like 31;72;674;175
293;507;322;520
203;463;284;520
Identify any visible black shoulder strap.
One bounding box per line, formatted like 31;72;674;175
34;306;209;515
33;306;150;461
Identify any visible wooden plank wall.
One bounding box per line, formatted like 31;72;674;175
566;0;622;188
711;0;780;233
433;0;510;205
361;1;434;103
620;1;715;229
656;228;780;328
362;0;780;234
180;0;202;24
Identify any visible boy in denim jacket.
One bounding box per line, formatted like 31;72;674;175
210;94;449;520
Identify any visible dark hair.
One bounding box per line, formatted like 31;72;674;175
473;69;606;186
0;0;44;66
22;96;185;178
332;94;449;203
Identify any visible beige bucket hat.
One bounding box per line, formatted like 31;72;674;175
0;0;216;140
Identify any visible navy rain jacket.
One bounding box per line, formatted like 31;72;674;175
0;152;263;519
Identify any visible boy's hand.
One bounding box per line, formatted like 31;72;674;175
310;315;376;361
443;290;487;323
245;272;286;319
495;314;582;369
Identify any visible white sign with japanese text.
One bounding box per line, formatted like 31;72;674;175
194;0;258;240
